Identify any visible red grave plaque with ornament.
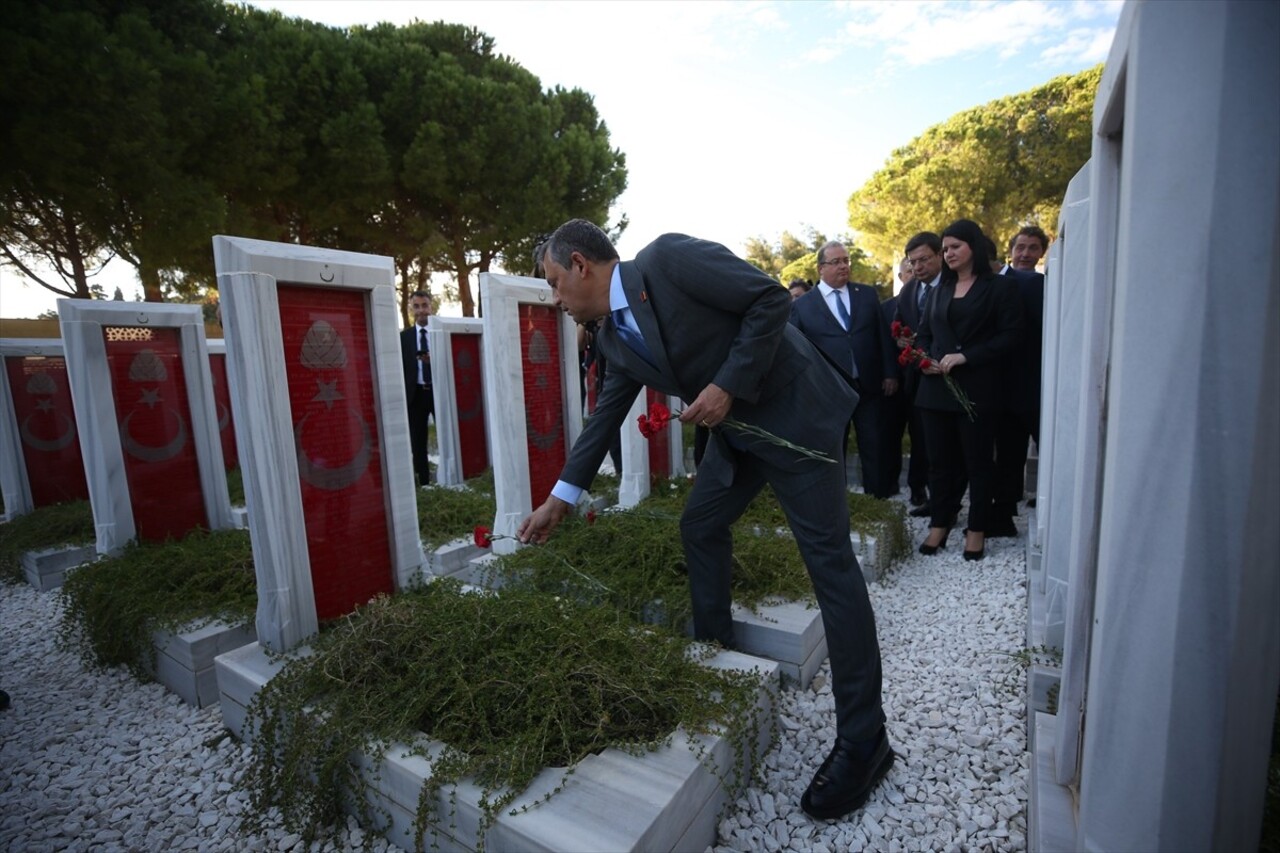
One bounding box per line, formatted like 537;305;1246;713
277;285;394;621
104;327;208;541
5;356;89;507
450;332;488;479
520;304;566;504
647;388;671;479
208;353;239;470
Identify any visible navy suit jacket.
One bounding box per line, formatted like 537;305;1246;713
788;283;899;396
558;234;858;491
1003;268;1044;416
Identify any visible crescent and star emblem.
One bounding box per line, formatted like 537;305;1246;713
454;348;483;423
120;406;189;462
292;322;374;491
524;328;563;451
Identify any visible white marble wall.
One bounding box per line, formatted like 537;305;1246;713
478;273;583;555
1031;3;1280;850
56;301;232;555
212;236;425;652
426;316;489;486
0;338;67;519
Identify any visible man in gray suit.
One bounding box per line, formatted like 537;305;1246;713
519;219;892;820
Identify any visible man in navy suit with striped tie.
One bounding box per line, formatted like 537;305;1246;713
519;219;893;821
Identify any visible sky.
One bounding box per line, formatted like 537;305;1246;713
1;0;1121;318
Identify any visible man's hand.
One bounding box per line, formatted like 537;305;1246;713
883;378;899;396
679;383;734;429
517;496;573;545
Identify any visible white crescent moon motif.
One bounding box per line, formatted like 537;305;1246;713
19;411;76;452
294;409;372;491
121;408;188;463
216;401;231;432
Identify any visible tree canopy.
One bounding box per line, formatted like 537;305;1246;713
0;0;628;318
847;65;1101;272
745;226;885;295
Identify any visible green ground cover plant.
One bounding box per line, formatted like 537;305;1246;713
243;579;765;849
0;500;95;585
57;528;255;678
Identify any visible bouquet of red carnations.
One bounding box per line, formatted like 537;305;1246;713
892;321;976;421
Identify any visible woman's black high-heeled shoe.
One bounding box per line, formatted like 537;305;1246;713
962;529;985;561
919;527;951;555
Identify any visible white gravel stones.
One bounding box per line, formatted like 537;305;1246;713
1;499;1030;852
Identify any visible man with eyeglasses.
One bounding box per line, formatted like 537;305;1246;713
894;232;945;515
790;241;900;499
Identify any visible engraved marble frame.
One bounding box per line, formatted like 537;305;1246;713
0;338;68;520
478;272;583;555
212;235;423;652
56;301;233;556
426;316;490;486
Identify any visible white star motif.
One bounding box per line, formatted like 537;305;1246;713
139;388;162;408
34;398;54;413
312;379;344;410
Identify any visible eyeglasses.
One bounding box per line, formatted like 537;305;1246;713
907;255;936;267
820;258;851;267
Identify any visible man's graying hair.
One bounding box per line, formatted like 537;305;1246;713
816;240;846;266
543;219;620;269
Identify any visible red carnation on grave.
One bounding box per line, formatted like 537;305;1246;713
473;525;493;548
586;509;597;525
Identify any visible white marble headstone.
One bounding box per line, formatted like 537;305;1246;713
212;235;424;652
56;301;232;555
0;338;81;519
478;272;583;555
426;316;490;486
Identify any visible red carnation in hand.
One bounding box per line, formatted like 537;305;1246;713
919;357;933;370
891;320;902;337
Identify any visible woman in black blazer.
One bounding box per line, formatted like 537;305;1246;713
914;220;1023;560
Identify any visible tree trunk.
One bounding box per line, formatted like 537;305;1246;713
139;260;164;303
450;237;474;318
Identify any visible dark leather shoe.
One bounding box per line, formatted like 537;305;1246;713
909;488;928;507
801;729;895;820
908;504;931;517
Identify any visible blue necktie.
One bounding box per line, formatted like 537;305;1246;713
834;290;851;331
612;308;655;366
917;283;929;315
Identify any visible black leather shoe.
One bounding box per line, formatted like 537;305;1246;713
801;729;895;820
908;504;931;517
986;517;1018;538
909;488;928;507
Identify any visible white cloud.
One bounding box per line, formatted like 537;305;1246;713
1038;27;1115;65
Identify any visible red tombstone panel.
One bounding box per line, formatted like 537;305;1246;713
646;388;671;480
208;353;238;470
277;285;394;621
450;332;488;480
104;327;208;541
520;305;566;505
5;355;89;507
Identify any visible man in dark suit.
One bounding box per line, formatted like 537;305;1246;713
519;219;892;821
789;241;900;499
991;254;1046;534
400;290;434;486
895;232;945;516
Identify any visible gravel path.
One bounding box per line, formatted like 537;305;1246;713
0;504;1030;852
